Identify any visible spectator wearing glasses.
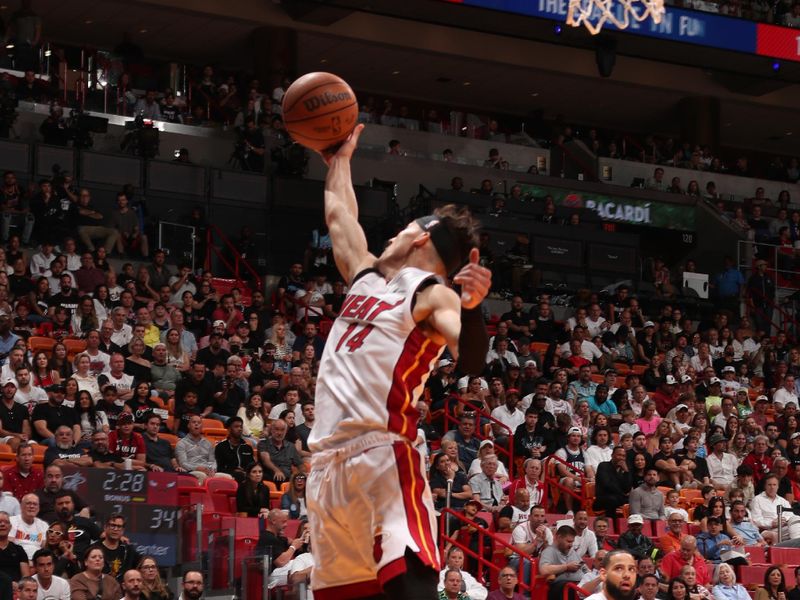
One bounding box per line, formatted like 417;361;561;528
9;493;47;559
90;514;142;582
488;566;524;600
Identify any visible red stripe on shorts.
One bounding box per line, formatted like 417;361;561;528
392;441;440;570
385;328;441;438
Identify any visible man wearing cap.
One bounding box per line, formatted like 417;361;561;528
707;434;738;487
594;446;632;516
618;515;654;560
108;414;147;471
427;358;455;410
31;384;79;447
774;375;799;414
554;427;585;515
0;379;30;452
629;468;665;521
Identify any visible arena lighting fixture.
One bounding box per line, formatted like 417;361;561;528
566;0;665;35
772;61;781;72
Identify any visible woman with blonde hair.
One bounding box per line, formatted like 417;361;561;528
440;439;467;473
164;328;190;372
467;440;509;483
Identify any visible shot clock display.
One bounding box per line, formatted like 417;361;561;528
61;467;182;565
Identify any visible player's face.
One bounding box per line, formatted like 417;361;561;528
378;222;426;268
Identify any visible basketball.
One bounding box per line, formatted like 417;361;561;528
282;72;359;152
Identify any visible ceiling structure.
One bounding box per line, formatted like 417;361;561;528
4;0;798;154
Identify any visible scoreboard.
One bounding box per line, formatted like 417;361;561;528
61;468;181;566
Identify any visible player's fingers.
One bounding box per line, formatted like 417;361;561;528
468;247;479;264
347;123;365;147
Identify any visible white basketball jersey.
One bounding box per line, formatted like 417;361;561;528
309;267;445;452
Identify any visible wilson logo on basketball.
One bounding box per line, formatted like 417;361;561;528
302;90;352;112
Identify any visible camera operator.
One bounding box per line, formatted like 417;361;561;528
39;105;69;146
238;117;265;172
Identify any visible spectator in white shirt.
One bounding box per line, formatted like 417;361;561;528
585;304;608;338
571;510;598;557
706;433;739;487
10;494;49;559
30;241;56;277
436;547;488;600
490;391;525;448
750;474;800;541
774;375;799;413
486;337;519;368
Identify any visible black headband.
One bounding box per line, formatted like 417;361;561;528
415;215;465;276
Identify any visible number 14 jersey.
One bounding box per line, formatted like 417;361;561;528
309;267;446;452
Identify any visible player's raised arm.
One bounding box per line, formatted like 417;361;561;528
320;124;376;283
419;249;491;374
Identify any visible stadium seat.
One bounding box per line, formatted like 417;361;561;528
64;338;87;360
28;336;56;355
744;545;767;564
769;547;800;565
158;433;178;447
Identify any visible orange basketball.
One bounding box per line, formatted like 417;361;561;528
282;72;359;152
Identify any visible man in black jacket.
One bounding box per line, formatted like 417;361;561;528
594;446;632;515
213;417;254;483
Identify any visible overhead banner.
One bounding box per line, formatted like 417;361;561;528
443;0;800;63
516;183;696;230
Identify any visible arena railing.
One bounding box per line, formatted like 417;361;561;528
442;394;515;474
438;507;548;599
542;454;591;513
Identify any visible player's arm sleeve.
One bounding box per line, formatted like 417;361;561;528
458;306;489;375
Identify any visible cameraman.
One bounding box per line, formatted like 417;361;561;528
39;105;69;146
239;117;265;172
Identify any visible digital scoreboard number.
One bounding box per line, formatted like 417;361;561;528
61;468;182;566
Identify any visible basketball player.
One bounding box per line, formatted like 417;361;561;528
307;123;491;600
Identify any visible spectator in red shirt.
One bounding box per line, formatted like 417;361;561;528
107;413;146;471
659;536;710;586
741;435;773;488
652;376;679;416
3;445;42;501
210;294;244;337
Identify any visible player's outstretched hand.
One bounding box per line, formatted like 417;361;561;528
319;123;365;167
453;248;491;310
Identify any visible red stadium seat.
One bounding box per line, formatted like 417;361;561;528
768;547;800;565
744;545;767;564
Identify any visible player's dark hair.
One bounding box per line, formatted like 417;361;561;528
420;204;480;276
602;549;634;568
556;525;576;537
